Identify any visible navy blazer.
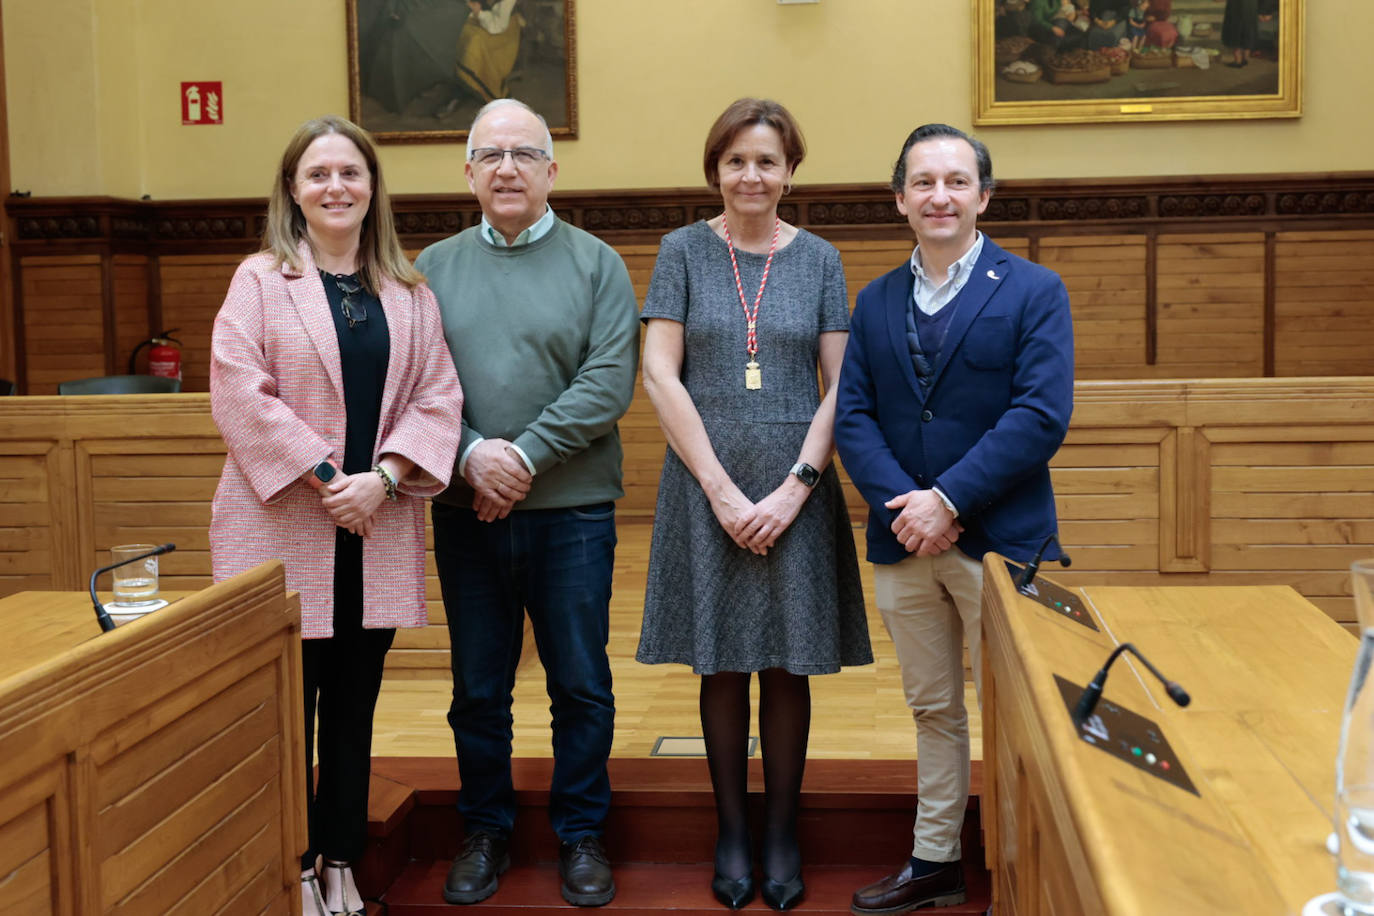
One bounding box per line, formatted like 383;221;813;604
835;237;1074;565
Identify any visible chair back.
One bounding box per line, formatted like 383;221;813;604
57;375;182;395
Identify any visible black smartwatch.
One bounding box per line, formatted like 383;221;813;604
790;462;820;488
312;460;337;484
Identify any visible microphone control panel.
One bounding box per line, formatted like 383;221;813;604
1005;561;1099;631
1054;674;1198;796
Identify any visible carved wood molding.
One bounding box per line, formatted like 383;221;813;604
8;171;1374;252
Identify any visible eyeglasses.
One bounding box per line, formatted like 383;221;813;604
469;147;550;169
329;273;367;328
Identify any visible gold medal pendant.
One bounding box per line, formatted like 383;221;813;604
745;361;762;390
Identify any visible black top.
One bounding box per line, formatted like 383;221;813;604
320;270;389;475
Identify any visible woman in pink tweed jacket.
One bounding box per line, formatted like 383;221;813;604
209;115;462;916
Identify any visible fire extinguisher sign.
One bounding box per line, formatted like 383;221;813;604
181;82;223;125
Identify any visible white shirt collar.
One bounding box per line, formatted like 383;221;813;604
481;205;556;248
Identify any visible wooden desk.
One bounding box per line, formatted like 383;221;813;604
981;556;1354;915
0;563;306;915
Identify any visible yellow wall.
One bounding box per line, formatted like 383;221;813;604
5;0;1371;199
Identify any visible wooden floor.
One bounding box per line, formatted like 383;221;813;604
373;522;983;760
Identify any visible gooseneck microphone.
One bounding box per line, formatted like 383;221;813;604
1072;641;1191;725
89;543;177;633
1015;533;1072;592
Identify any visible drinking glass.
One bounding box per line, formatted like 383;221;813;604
110;543;160;606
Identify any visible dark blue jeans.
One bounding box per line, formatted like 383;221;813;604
432;500;617;842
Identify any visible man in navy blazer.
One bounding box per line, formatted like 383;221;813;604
837;124;1073;913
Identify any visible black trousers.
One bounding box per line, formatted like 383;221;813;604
299;530;395;870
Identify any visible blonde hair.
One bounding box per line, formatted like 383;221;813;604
263;115;422;293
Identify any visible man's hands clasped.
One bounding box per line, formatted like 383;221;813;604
885;488;963;557
463;438;533;522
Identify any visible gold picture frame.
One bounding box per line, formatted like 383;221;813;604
347;0;578;144
974;0;1302;126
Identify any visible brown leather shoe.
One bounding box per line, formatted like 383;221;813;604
850;860;966;914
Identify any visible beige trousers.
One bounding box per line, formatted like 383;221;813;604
873;548;984;862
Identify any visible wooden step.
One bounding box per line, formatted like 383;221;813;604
355;757;989;913
380;861;991;915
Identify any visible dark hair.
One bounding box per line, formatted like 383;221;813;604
264;115;422;291
889;123;995;195
702;98;806;190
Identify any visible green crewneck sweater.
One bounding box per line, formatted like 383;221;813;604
416;218;640;510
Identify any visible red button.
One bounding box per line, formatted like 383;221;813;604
1161;761;1170;770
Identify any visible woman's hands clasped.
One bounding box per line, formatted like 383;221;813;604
708;476;810;556
320;471;388;537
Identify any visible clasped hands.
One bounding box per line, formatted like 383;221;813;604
317;469;388;537
463;438;533;522
709;478;808;556
885;489;963;556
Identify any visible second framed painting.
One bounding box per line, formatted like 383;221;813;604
975;0;1302;125
347;0;578;143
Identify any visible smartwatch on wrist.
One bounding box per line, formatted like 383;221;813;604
311;460;336;485
790;462;820;488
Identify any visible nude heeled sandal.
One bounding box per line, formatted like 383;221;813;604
301;869;329;916
321;859;366;916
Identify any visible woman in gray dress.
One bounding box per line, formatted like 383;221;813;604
637;98;871;910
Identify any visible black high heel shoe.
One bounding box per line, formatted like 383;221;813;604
761;872;804;911
712;871;756;909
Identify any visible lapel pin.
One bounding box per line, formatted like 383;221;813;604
987;269;1001;280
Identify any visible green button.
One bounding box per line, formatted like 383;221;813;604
1055;601;1063;608
1132;747;1143;756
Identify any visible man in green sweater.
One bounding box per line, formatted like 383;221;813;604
415;98;639;908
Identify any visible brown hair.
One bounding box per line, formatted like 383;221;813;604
702;98;807;190
263;115;423;293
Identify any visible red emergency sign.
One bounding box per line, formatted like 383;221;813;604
181;82;223;125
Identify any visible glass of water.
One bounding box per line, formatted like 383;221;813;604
110;543;160;607
1339;785;1374;912
1336;561;1374;913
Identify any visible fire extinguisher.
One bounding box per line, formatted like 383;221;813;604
129;329;183;381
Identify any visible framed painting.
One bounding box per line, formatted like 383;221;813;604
974;0;1302;125
347;0;578;143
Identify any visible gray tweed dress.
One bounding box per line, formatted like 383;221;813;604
635;221;872;675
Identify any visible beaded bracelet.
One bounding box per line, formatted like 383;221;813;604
373;464;398;500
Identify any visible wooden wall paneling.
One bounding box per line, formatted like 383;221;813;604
1273;229;1374;376
157;254;244;394
1158;426;1211;573
99;251;116;377
8;248;24;395
10;174;1374;393
84;437;220;592
0;564;304;914
1155;233;1266;378
1264;232;1277;377
111;255;150;376
0;441;58;593
830;239;918;309
1145;228;1157;367
47;434;81;592
1051;434;1164;573
72;437;98;590
273;595;307;915
0;764;69;915
1206;428;1374;630
20;255;104;393
1037;235;1149;380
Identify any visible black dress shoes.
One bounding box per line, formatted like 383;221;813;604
560;835;616;906
712;871;756;909
850;860;965;914
443;831;511;904
761;872;805;911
